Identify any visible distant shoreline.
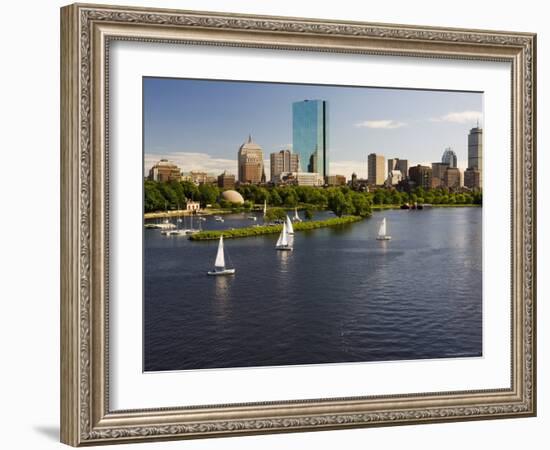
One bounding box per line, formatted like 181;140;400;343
144;203;481;219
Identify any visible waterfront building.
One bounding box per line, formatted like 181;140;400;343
148;159;181;182
238;135;264;184
464;168;481;190
444;167;462;190
217;171;236;189
276;171;324;186
270;149;299;182
431;162;450;188
387;158;408;179
385;169;403;187
368;153;386;186
465;126;483;189
327;174;347;186
442;147;458;168
408;164;432;190
292;100;329;178
185;201;201;212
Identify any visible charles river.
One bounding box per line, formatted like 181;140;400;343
144;207;482;372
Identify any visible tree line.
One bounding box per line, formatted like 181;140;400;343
144;180;481;215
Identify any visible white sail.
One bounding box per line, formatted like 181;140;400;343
214;236;225;269
276;222;288;247
263;200;267;216
286;215;294;234
378;218;387;237
294;207;300;220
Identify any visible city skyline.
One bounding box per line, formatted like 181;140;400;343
144;77;483;178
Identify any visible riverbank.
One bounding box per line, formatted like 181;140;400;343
189;216;363;241
145;203;480;219
371;203;481;211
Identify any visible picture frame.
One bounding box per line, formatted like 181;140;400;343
60;2;536;446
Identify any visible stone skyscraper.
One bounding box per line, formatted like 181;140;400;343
238;135;264;184
465;126;483;189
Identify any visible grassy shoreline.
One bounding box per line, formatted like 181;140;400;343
189;216;363;241
145;203;480;219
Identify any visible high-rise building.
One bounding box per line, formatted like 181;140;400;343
409;164;432;190
442;147;458;168
368;153;385;186
386;170;403;187
270;149;299;182
468;127;483;170
431;162;450;188
387;158;408;179
466;126;483;189
148;159;181;182
444;167;462;190
238;135;264;184
292;100;329;178
217;171;236;189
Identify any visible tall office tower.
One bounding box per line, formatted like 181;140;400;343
238;135;264;184
442;147;458;168
387;158;409;179
292;100;329;178
368;153;386;186
465;126;483;189
468;127;483;170
270;149;300;182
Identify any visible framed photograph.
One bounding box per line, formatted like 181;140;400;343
60;3;536;446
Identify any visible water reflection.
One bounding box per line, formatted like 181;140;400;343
213;275;232;319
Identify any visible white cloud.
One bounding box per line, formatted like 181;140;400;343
354;120;406;129
431;110;483;124
144;152;238;176
329;160;367;179
145;152;273;177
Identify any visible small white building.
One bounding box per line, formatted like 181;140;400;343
185;201;201;212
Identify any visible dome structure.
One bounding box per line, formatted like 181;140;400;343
221;190;245;205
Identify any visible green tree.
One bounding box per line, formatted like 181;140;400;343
350;192;371;217
265;207;286;223
328;190;354;217
198;184;219;207
304;207;314;220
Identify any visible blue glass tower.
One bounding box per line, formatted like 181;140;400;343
292;100;329;178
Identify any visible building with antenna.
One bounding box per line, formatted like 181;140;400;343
237;135;264;184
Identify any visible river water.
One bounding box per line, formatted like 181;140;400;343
144;207;482;371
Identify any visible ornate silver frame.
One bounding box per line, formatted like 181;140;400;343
60;3;536;446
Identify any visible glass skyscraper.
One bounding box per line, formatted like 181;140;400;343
292;100;329;178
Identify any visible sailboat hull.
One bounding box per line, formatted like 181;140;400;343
207;268;236;276
276;246;293;251
376;236;392;240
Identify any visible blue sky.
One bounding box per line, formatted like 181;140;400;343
144;77;482;179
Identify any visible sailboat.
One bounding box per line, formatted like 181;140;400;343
293;207;302;222
263;199;267;217
207;236;235;276
376;217;392;240
276;222;293;251
285;214;294;235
